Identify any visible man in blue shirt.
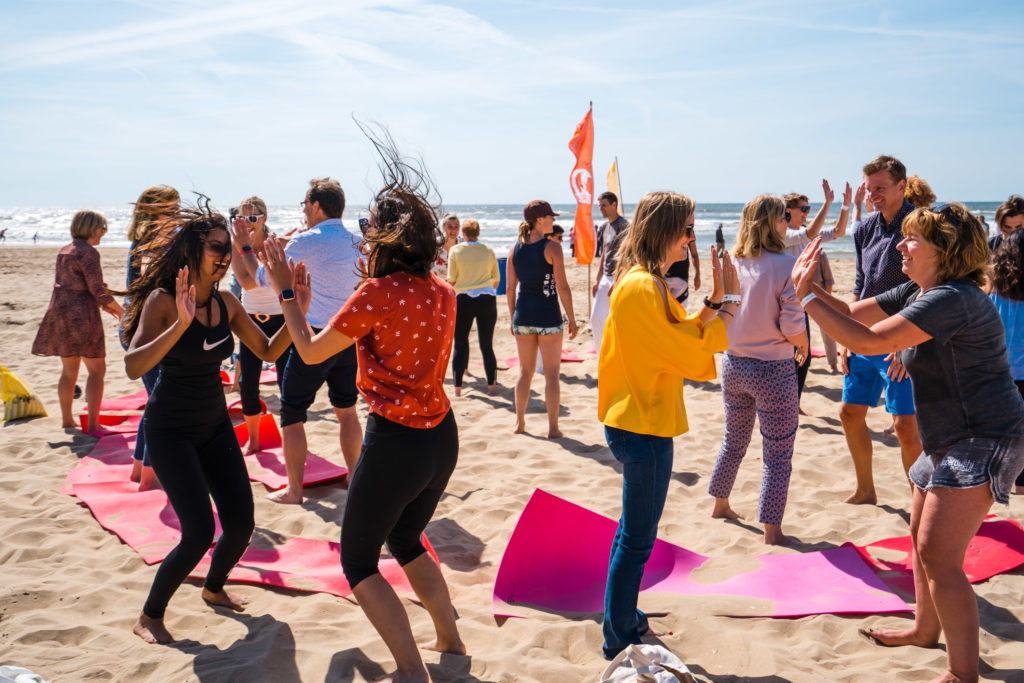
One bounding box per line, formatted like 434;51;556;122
841;156;922;505
233;177;364;504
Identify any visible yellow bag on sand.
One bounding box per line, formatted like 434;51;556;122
0;365;48;423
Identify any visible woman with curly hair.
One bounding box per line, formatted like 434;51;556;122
792;202;1024;683
988;227;1024;493
121;201;294;644
989;194;1024;252
261;130;465;682
904;175;937;209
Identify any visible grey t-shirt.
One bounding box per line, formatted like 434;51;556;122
601;216;629;278
876;279;1024;452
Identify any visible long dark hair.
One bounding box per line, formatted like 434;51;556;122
357;121;443;279
990;228;1024;300
115;196;230;345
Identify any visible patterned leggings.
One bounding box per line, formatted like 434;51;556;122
708;355;799;525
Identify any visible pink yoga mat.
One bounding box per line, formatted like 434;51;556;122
493;489;910;618
502;349;587;368
79;413;142;435
227;398;267;419
97;389;149;411
220;369;278;386
234;414;348;489
852;517;1024;596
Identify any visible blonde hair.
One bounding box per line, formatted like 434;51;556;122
238;195;269;237
126;185;179;242
462;218;480;240
70;210;107;240
614;191;695;281
903;202;989;287
517;220;534;243
904;175;936;208
734;195;786;258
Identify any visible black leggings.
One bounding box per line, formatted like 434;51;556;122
796;312;811;397
142;415;255;619
239;313;287;416
341;410;458;588
451;294;497;387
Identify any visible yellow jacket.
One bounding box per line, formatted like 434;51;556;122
447;242;500;293
598;266;728;437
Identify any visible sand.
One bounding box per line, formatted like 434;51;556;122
1;245;1023;682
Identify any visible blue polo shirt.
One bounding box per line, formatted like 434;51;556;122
255;218;363;328
853;199;915;299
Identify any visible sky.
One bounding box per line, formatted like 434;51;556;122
1;0;1022;208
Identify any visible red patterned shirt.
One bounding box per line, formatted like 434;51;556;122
329;271;456;428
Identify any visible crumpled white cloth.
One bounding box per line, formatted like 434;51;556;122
0;666;51;683
599;644;696;683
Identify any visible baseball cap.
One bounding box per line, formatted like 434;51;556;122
524;200;560;222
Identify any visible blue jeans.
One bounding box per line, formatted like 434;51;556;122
602;425;673;659
121;332;158;466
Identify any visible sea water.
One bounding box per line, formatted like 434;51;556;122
0;202;1005;259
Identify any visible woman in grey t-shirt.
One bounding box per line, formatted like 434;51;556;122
791;202;1024;683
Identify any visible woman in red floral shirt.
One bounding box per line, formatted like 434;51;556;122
261;145;464;683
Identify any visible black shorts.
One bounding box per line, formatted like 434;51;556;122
279;337;358;426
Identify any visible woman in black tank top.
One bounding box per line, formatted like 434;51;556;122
118;203;298;645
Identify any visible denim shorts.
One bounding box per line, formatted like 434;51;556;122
842;352;916;415
908;436;1024;505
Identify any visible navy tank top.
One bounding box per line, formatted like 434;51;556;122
145;291;234;428
512;239;561;327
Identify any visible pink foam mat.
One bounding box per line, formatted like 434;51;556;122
96;389;149;411
852;516;1024;597
234;414;348;490
502;349;587;368
493;489;910;619
79;413;142;435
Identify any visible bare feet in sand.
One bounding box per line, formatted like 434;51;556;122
454;386;462;397
133;613;173;644
138;466;162;491
420;637;467;655
268;487;302;505
711;498;744;520
763;524;792;546
202;587;248;611
487;384;497;396
844;490;877;505
858;626;938;648
512;420;525;434
244;441;261;455
547;428;563;439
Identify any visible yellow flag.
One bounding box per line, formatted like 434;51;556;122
606;159;620;202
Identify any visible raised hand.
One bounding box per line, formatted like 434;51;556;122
720;249;739;295
256;236;295;294
854;182;866;208
175;266;196;327
293;261;312;314
230;217;253;252
709;246;724;301
822;179;834;204
790;237;822;298
842;182;853;207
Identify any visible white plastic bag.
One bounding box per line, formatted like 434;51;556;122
599;644;696;683
0;666;51;683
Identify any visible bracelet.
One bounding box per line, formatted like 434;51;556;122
703;296;722;310
720;309;734;317
721;294;741;304
840;205;850;212
241;245;253;253
800;292;818;307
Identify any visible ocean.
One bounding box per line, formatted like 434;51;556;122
0;202;1005;259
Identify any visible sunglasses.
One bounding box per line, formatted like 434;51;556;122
799;205;811;213
241;214;264;224
931;202;962;232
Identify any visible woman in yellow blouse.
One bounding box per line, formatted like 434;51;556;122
598;190;739;659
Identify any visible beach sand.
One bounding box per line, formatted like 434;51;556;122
1;245;1023;682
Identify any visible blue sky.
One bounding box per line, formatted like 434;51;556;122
1;0;1021;208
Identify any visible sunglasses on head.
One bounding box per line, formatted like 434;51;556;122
931;202;962;232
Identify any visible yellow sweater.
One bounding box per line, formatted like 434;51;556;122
598;266;728;437
447;242;501;293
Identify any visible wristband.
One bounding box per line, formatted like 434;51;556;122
241;245;253;253
279;288;296;302
721;294;741;304
800;292;817;307
703;296;722;310
720;309;734;317
840;205;850;212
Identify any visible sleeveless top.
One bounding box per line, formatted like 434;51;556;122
512;238;561;327
145;291;234;428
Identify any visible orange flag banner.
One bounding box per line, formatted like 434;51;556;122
568;106;595;264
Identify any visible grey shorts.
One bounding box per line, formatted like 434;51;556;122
512;323;563;336
908;436;1024;505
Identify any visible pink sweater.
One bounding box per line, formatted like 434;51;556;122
726;251;805;361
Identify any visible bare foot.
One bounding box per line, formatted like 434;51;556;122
202;587;248;611
138;466;162;491
130;459;143;483
928;671;965;683
244;441;261;455
763;524;792;546
512;420;525;434
63;420;77;429
711;498;743;520
798;407;808;416
133;613;173;644
454;386;462;397
268;487;303;505
86;422;99;433
844;491;877;505
487;384;497;396
858;626;939;648
883;421;896;435
420;637;467;655
547;428;564;439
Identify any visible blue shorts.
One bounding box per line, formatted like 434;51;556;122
842;352;916;415
909;436;1024;505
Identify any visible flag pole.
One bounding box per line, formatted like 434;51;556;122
615;155;623;212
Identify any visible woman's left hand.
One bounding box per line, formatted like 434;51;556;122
791;237;822;299
294;261;312;314
257;236;295;294
709;246;724;301
567;318;578;340
720;249;739;296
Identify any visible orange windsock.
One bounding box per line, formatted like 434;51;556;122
568;106;595;264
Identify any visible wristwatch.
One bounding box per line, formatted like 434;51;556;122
279;288;296;302
722;294;742;304
703;296;722;310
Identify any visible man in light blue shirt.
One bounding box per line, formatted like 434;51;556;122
233;177;364;504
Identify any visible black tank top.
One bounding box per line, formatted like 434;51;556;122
145;291;234;428
512;239;561;327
